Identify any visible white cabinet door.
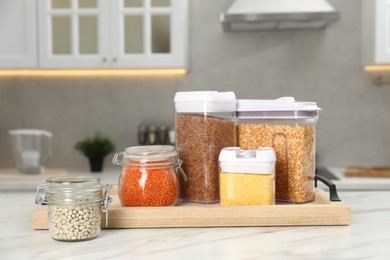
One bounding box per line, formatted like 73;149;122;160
38;0;188;69
0;0;37;68
375;0;390;63
110;0;188;68
362;0;390;65
38;0;111;68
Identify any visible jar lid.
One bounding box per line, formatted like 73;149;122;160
41;176;104;204
174;91;236;113
46;176;102;187
113;145;179;166
124;145;177;160
219;147;276;174
237;97;320;119
45;176;103;193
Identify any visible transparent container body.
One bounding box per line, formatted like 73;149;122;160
35;176;110;242
48;202;101;241
219;147;276;206
118;164;179;206
9;129;52;174
113;145;181;207
237;116;318;203
176;111;236;203
220;172;275;206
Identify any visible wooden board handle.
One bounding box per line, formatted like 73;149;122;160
315;175;341;201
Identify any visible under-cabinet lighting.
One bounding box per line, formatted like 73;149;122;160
0;69;187;77
363;65;390;72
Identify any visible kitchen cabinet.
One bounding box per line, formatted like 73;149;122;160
0;0;37;68
38;0;110;68
362;0;390;65
38;0;188;69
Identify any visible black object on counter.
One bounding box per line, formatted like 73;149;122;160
315;175;341;202
315;167;339;180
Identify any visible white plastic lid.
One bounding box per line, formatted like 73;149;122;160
219;147;276;174
9;129;53;137
236;97;320;119
174;91;236;113
237;97;321;111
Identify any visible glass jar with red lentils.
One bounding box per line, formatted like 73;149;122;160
112;145;185;207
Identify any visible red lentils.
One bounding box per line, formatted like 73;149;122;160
119;160;178;207
113;146;181;207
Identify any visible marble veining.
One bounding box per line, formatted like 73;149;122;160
1;191;390;259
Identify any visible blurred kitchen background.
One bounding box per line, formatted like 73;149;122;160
0;0;389;171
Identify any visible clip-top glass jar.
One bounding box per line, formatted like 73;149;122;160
113;145;185;207
35;176;112;242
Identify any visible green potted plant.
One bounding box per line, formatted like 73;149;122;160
75;132;115;172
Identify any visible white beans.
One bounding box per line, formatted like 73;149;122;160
48;204;101;241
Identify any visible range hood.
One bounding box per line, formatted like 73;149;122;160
221;0;340;31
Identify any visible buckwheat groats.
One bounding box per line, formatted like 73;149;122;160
176;114;236;202
174;91;237;203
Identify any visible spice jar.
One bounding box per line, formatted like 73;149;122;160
219;147;276;206
236;97;321;203
35;176;112;241
112;145;185;207
174;91;236;203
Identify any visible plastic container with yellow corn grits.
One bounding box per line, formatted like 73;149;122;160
219;147;276;206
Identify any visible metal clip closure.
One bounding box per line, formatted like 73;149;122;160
112;152;124;166
176;159;187;182
102;184;113;227
35;184;47;205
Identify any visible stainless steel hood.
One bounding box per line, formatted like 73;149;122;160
221;0;340;31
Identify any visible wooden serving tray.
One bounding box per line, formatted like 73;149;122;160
32;188;350;229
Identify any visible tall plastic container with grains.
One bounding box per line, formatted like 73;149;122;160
174;91;236;203
236;97;321;203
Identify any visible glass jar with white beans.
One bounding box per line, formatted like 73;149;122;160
35;176;112;241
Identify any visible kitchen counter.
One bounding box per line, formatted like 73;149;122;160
0;168;121;191
3;167;390;192
1;190;389;259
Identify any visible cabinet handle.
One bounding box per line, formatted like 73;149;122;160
102;58;107;63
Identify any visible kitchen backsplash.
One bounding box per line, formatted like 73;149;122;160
0;0;389;169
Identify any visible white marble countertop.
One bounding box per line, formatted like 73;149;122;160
1;190;390;259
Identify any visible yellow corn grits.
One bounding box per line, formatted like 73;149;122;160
220;172;274;206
